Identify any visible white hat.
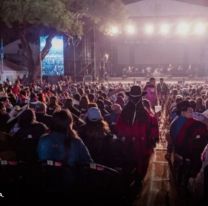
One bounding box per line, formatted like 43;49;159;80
86;107;102;122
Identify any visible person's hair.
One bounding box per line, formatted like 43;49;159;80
64;98;73;109
18;109;36;128
88;103;98;108
20;90;27;96
96;100;105;110
35;103;47;114
78;88;84;96
176;100;192;115
120;98;148;125
52;109;78;139
143;99;154;115
79;96;89;109
196;97;203;105
0;102;5;112
49;96;58;105
189;100;196;111
38;93;45;102
73;93;81;102
205;99;208;109
85;119;110;139
88;93;95;102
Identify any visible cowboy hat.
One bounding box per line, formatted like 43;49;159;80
126;86;146;98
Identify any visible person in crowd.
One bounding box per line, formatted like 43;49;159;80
38;109;93;167
157;78;169;106
205;99;208;110
116;85;159;186
0;96;13;112
35;102;53;130
12;80;21;96
64;98;81;118
0;102;10;132
169;95;183;122
168;101;193;156
88;93;95;103
47;96;61;115
96;99;110;120
6;87;16;106
195;97;206;113
143;99;155;117
13;109;48;163
79;95;89;114
170;101;208;176
108;103;122;133
78;107;119;167
17;90;29;106
116;93;125;108
144;77;158;109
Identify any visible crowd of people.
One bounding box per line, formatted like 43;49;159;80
0;76;208;204
122;64;206;78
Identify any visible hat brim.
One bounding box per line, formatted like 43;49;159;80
125;91;147;98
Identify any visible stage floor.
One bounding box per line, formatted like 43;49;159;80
105;76;206;84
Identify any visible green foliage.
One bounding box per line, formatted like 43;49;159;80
0;0;82;36
0;0;126;36
68;0;126;27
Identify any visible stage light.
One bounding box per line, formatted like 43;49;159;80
108;25;120;36
194;22;206;35
159;23;170;35
177;22;190;36
104;53;109;60
125;24;136;35
52;37;64;50
144;24;154;35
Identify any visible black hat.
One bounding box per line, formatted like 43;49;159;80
126;86;146;98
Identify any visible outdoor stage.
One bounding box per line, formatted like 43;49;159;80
105;76;207;84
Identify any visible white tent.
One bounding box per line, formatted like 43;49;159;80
0;63;27;83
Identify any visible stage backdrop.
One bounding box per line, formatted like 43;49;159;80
40;35;64;76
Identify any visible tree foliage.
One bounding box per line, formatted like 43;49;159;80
0;0;126;80
1;0;125;37
0;0;82;36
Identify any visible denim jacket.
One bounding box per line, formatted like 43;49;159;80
37;132;93;166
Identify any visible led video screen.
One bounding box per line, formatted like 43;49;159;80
40;35;64;76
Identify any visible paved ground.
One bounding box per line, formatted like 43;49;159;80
133;143;176;206
133;101;195;206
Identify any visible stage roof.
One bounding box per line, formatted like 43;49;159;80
124;0;208;7
126;0;208;17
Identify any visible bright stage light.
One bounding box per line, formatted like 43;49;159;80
108;25;120;36
125;24;136;35
194;22;206;35
177;22;190;36
104;53;109;60
52;37;63;50
159;23;170;35
144;24;154;35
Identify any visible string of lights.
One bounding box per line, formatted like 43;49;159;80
106;21;207;37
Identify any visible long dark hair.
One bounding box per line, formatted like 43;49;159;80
85;119;110;139
52;109;78;142
120;97;148;125
18;109;36;128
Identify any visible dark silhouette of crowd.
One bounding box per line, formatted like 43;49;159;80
0;77;208;205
